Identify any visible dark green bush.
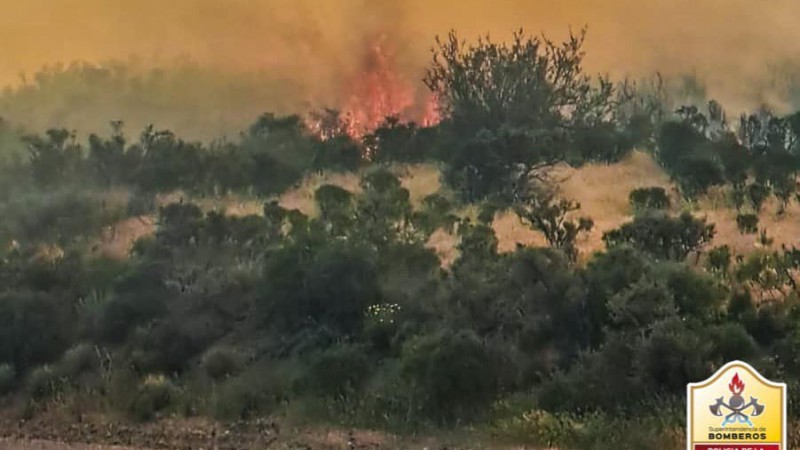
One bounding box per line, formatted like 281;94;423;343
367;118;424;163
674;154;726;196
301;344;372;399
707;245;732;274
58;343;98;379
130;320;215;375
202;347;243;382
213;361;298;420
0;363;15;396
629;187;670;211
607;280;676;331
658;263;726;319
96;264;167;343
400;330;502;423
603;211;715;260
657;121;725;197
312;136;362;172
0;291;73;372
632;318;712;392
261;243;379;336
130;377;175;422
736;213;759;235
27;365;62;400
747;183;771;212
705;323;759;363
538;336;643;412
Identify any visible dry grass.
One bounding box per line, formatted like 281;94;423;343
492;210;547;253
554;151;677;256
484;151;677;260
371;152;678;264
156;192;263;217
429;150;800;264
426;228;460;268
89;152;800;264
551;151;800;258
393;163;444;208
699;194;800;254
30;244;65;262
278;171;362;217
92;216;156;260
277;163;443;217
199;196;264;217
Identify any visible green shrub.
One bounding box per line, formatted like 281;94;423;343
633;319;712;392
657;121;725;197
348;363;419;430
659;263;726;319
538;336;644;412
313;184;355;235
213;361;298;420
96;264;168;344
607;280;676;330
570;410;683;450
415;193;458;233
674;154;726;197
491;409;578;448
400;330;502;423
629;187;670;211
367;119;423;163
58;343;98;379
0;363;16;395
214;375;265;420
9;189;121;245
747;183;771;212
736;213;759;235
302;344;372;398
201;347;243;382
0;291;73;372
130;320;213;375
706;323;759;363
130;375;175;422
707;245;732;274
261;242;379;336
312;135;362;172
27;365;62;400
603;211;715;260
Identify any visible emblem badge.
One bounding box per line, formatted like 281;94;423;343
687;361;786;450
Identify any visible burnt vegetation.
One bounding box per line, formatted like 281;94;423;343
2;29;800;449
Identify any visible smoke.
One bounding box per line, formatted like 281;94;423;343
2;0;800;139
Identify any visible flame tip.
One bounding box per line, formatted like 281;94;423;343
728;372;745;394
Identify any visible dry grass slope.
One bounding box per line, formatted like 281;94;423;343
93;151;800;263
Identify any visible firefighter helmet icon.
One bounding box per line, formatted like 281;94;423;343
709;373;765;427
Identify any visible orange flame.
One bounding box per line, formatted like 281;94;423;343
319;33;439;140
729;373;745;394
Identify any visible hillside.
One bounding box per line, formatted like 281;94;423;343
6;28;800;450
89;153;668;264
92;150;798;265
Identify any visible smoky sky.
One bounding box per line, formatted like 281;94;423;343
2;0;800;127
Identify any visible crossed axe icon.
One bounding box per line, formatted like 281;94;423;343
709;396;765;427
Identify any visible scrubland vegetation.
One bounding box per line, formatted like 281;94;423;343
4;29;800;449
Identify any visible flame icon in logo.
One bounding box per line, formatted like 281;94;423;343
729;373;745;395
710;373;765;427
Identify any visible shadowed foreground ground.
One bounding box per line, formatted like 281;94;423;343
0;411;503;450
0;440;147;450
